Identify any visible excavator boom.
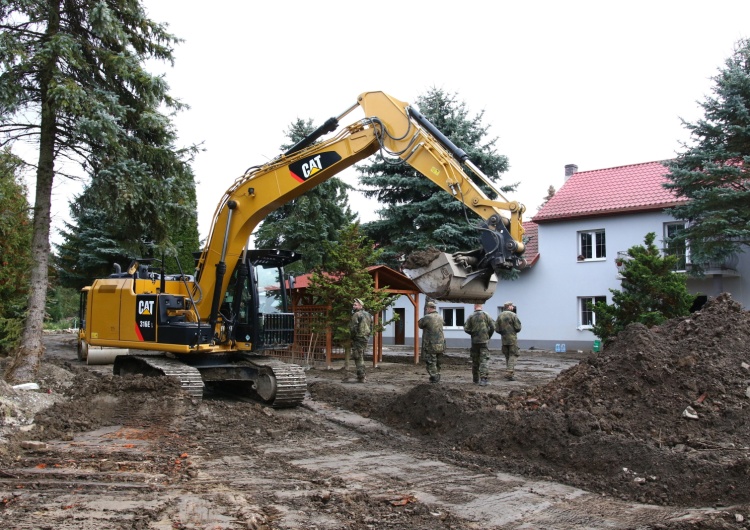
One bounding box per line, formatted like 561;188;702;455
195;91;525;312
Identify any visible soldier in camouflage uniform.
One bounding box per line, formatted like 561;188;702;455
418;301;445;383
463;303;495;386
349;298;373;383
496;301;522;380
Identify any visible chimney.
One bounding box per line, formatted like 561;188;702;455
564;164;578;180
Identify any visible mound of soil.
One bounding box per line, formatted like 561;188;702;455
324;293;750;507
402;247;442;270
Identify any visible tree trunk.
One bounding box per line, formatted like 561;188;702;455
5;154;53;384
4;2;59;384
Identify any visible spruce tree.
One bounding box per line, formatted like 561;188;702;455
307;223;396;355
358;87;514;267
665;38;750;268
0;1;195;383
539;185;556;211
592;233;694;344
56;176;200;290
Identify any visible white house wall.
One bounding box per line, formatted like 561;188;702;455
380;210;750;352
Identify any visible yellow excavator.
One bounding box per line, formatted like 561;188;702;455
77;91;526;406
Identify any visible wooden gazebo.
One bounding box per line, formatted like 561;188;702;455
285;265;423;368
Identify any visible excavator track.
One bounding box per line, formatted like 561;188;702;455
113;353;306;408
113;355;205;401
235;354;307;408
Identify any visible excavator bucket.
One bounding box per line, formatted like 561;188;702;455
403;248;498;304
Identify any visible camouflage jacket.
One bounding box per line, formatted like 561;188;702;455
350;309;373;340
496;310;522;345
463;310;495;344
418;311;445;353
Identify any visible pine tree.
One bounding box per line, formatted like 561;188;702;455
539;185;556;210
592;233;694;344
664;38;750;268
55;177;200;290
0;1;195;383
358;87;514;268
306;223;396;353
0;149;32;353
55;205;128;290
253;118;355;275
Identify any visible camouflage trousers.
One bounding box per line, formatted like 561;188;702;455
423;349;443;379
502;343;520;376
470;342;491;381
351;338;369;380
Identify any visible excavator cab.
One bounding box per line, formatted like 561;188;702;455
226;249;299;351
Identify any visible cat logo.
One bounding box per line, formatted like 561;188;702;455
289;151;342;183
135;295;157;341
138;299;155;316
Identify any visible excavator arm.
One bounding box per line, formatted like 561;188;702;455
194;91;526;322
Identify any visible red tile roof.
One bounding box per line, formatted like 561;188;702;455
521;221;539;267
288;265;419;292
532;161;687;223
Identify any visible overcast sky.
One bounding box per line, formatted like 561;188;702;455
46;1;750;244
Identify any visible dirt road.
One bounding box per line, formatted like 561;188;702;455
1;295;749;529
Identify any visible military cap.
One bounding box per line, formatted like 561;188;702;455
353;298;364;306
426;301;437;309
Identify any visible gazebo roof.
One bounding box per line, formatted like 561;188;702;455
289;264;420;293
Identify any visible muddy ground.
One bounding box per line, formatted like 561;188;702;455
1;293;749;529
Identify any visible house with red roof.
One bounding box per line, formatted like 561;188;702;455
379;160;749;351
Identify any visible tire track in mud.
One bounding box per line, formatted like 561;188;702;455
289;398;723;529
0;392;727;530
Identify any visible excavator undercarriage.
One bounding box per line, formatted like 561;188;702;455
112;353;306;407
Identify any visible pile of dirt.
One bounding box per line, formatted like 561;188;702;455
336;293;750;507
0;358;189;466
402;247;442;270
0;360;73;446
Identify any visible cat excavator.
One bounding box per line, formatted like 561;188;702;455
78;91;527;407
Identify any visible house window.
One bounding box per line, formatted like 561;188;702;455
664;222;687;271
579;296;606;328
442;307;465;329
578;230;606;260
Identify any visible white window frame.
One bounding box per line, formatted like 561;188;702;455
441;306;466;329
578;229;606;261
578;296;606;329
663;221;688;271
